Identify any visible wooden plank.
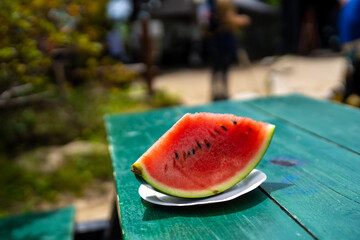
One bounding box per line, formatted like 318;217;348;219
105;107;183;151
181;100;360;239
104;107;183;135
106;109;313;240
0;206;75;240
245;94;360;153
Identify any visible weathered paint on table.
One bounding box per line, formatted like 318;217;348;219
247;94;360;153
105;94;360;240
0;206;75;240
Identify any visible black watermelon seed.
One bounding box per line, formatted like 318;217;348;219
187;151;191;156
214;129;220;134
233;121;237;125
175;152;178;158
221;126;227;131
192;149;195;154
196;142;201;148
206;142;210;148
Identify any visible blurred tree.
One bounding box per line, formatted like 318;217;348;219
0;0;141;152
0;0;180;216
0;0;118;108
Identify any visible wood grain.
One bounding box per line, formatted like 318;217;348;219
246;94;360;154
182;99;360;239
105;95;360;239
106;110;312;240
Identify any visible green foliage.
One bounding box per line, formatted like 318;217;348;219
0;82;180;154
265;0;280;7
0;0;182;217
78;62;140;87
0;149;112;217
151;90;181;108
0;83;180;216
0;0;110;91
0;0;142;153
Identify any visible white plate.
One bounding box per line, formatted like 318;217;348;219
138;169;266;206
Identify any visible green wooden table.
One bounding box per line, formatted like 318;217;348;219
0;206;75;240
105;94;360;240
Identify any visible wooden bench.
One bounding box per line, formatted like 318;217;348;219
0;206;75;240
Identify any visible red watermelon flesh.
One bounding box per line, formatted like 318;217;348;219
131;113;275;198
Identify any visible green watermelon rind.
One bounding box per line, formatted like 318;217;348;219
132;123;275;198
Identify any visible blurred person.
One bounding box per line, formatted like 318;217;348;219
106;0;133;63
206;0;251;101
106;25;130;63
338;0;360;104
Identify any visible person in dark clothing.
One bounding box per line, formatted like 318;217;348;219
208;0;250;101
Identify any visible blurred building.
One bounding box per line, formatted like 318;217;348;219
280;0;340;55
134;0;280;66
109;0;340;68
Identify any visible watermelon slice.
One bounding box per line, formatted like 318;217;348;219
131;113;275;198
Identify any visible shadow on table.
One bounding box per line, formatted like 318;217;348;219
141;188;260;221
141;182;293;221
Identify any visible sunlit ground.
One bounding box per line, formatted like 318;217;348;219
154;55;346;105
